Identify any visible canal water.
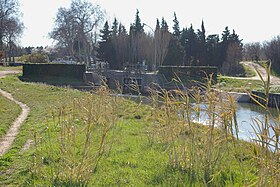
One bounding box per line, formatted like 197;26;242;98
195;102;279;148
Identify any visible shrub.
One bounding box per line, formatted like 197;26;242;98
19;53;49;63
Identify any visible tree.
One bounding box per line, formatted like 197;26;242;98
112;18;118;36
49;7;77;59
243;42;264;62
129;9;145;65
163;36;184;66
161;12;184;66
97;21;116;68
154;18;171;68
50;0;104;64
111;23;129;69
182;25;199;65
133;9;144;33
219;26;231;68
221;29;243;75
172;12;181;38
221;42;243;75
0;0;23;61
3;17;23;62
206;34;220;66
196;20;206;66
263;36;280;72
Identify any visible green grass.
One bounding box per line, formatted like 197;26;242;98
0;74;279;186
0;95;21;137
19;75;86;86
241;63;256;77
0;66;22;71
0;74;85;185
216;75;263;92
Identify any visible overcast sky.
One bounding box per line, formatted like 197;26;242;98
19;0;280;47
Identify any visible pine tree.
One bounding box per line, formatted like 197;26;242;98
97;21;116;68
221;26;230;43
183;25;199;65
133;9;144;33
172;12;181;38
220;27;244;75
97;21;111;61
206;34;220;66
218;26;231;68
161;17;169;32
112;17;119;36
163;37;184;66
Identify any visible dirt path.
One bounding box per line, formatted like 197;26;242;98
0;70;30;156
240;61;280;84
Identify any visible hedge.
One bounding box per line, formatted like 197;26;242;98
158;66;218;83
23;64;86;79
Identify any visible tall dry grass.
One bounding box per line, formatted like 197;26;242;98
148;67;279;186
31;85;118;186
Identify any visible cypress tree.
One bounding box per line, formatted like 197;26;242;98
197;20;206;65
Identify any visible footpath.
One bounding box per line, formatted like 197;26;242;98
0;70;30;156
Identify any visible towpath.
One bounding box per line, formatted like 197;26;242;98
0;70;30;156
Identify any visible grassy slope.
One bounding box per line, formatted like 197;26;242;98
0;73;276;186
0;74;84;185
0;95;21;137
216;76;263;92
0;66;22;71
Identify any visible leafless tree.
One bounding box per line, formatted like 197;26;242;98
263;36;280;69
50;0;104;64
0;0;23;61
111;24;129;69
155;25;171;68
3;17;23;62
50;8;77;59
243;42;264;62
222;42;243;75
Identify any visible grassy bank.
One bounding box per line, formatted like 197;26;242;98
0;95;21;137
0;73;279;186
0;66;22;71
216;76;263;92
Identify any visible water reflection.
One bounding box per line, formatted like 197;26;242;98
196;102;279;146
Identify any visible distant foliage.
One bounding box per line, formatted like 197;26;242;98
19;53;49;63
263;36;280;72
96;10;244;75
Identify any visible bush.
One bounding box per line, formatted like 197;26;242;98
19;53;49;63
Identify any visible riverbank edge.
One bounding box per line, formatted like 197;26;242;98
219;90;251;103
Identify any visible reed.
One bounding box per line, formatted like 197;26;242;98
148;68;279;186
31;85;118;186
